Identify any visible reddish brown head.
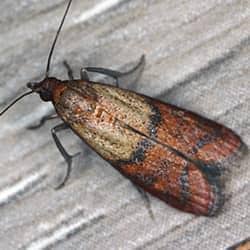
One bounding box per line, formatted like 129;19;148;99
26;77;61;102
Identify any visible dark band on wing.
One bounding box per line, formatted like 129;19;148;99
179;162;190;205
148;103;161;138
115;139;153;166
203;169;224;216
130;139;152;163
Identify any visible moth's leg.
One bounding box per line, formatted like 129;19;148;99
63;59;90;81
84;55;145;87
51;123;80;189
80;68;90;81
27;112;58;130
63;60;74;80
135;186;154;220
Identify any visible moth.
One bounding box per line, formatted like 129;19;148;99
1;0;247;216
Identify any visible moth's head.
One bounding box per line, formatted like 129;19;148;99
27;77;60;102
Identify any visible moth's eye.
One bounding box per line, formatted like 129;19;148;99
40;90;52;102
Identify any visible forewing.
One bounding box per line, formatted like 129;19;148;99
63;81;246;215
88;82;247;176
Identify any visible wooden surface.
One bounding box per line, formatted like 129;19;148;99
0;0;249;249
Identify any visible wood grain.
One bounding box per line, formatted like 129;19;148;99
0;0;249;249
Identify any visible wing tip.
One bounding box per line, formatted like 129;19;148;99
207;181;224;216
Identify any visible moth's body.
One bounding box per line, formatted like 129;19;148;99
1;0;246;217
45;77;244;216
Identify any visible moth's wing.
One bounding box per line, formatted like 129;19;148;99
61;81;224;216
69;80;247;177
227;237;250;250
92;80;247;175
111;131;223;216
149;99;247;176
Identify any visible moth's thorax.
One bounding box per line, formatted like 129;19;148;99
53;80;97;124
52;82;67;104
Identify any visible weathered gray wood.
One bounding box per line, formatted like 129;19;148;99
0;0;249;249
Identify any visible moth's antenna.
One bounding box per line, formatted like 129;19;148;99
0;1;73;116
45;0;73;77
0;91;33;116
